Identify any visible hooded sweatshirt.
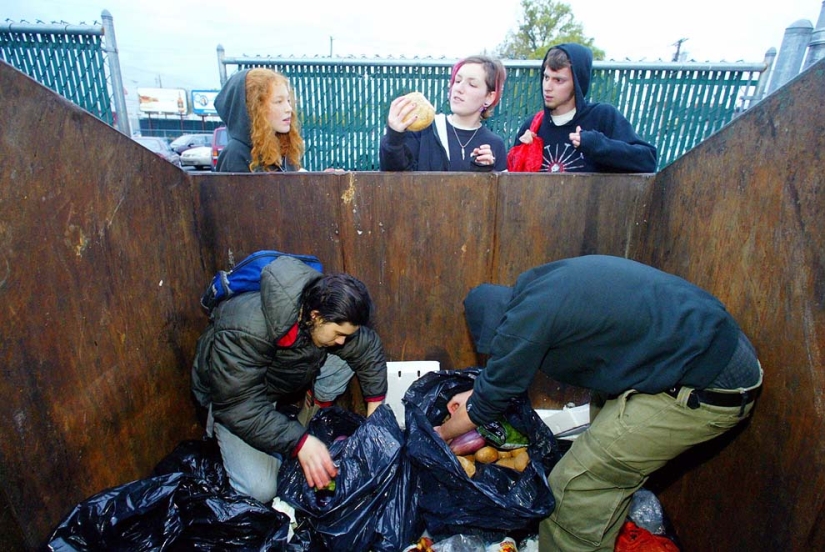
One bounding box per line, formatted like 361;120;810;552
214;69;300;173
463;255;747;426
512;43;657;173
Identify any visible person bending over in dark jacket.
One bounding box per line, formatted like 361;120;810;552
435;255;762;551
191;256;387;503
380;55;508;172
508;43;657;173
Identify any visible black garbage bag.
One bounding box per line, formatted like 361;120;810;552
152;438;229;493
403;368;562;540
46;440;290;551
277;404;421;552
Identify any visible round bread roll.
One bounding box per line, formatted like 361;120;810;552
401;91;435;131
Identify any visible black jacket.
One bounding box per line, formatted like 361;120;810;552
191;256;387;455
464;255;743;425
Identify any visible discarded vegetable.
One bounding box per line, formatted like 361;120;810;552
457;455;476;478
474;446;500;464
449;428;486;455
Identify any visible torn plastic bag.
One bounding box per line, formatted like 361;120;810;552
404;367;562;540
46;440;290;551
277;404;421;552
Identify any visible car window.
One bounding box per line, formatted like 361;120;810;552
137;138;164;153
215;128;227;147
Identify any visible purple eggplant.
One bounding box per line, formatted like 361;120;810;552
449;428;486;455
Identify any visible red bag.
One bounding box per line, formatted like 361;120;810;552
615;521;680;552
506;110;545;172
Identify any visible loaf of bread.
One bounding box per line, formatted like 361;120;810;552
401;91;435;131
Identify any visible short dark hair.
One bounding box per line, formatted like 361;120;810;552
300;273;375;329
543;48;572;72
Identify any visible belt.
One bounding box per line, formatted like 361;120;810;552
666;385;760;415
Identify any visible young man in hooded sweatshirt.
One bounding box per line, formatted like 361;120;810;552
509;43;657;173
435;255;762;551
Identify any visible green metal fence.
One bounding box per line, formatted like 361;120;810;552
0;12;129;134
222;57;768;172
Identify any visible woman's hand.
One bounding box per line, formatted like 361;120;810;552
470;144;496;167
387;95;418;133
297;434;338;489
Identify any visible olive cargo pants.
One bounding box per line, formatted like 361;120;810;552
540;379;760;551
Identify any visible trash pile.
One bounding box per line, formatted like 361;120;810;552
45;368;678;551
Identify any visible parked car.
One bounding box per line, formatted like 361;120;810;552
134;137;181;167
169;133;212;155
180;146;212;171
211;126;227;171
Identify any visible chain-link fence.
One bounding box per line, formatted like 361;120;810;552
1;11;129;135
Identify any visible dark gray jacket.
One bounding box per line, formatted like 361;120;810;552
191;256;387;455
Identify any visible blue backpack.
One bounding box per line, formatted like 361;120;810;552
200;250;323;314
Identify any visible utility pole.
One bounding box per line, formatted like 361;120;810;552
672;38;688;62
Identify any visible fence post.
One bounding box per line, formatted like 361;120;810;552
768;18;814;93
746;48;776;107
217;44;227;86
102;10;130;136
803;1;825;69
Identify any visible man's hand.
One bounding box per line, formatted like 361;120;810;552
297;435;338;489
569;125;582;148
434;390;477;442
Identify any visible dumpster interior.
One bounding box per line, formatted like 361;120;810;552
0;58;823;550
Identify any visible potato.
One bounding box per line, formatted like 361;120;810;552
474;446;500;464
497;450;512;459
514;450;530;472
509;447;528;457
458;455;476;478
495;457;517;470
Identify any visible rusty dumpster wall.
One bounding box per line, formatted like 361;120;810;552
635;60;825;550
0;63;207;548
1;55;823;551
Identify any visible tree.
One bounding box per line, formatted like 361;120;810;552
496;0;605;60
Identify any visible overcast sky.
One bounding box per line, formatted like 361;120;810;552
3;0;823;95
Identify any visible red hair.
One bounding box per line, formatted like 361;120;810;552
245;68;305;171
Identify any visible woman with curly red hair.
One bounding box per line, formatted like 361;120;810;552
214;68;305;172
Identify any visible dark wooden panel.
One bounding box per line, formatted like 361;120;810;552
194;172;347;273
492;173;654;408
637;60;825;551
0;62;204;548
336;172;497;371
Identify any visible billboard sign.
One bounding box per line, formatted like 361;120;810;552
191;90;220;116
137;87;188;114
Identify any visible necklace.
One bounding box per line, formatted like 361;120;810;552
450;118;481;160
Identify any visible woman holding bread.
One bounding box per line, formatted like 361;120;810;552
379;55;508;172
214;68;306;172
